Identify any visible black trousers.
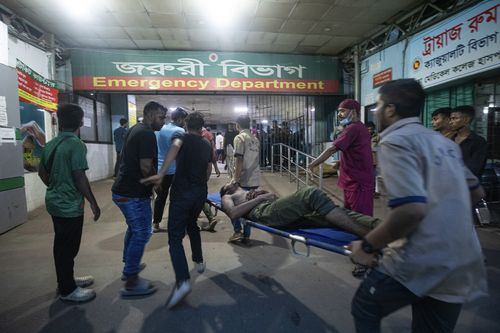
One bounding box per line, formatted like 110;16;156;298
114;152;121;177
153;174;174;224
52;215;84;296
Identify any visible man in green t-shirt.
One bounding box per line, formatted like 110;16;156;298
39;104;101;303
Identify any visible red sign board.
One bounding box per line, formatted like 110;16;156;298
373;68;393;88
16;59;58;112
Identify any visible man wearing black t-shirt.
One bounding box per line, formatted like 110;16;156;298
141;112;212;309
450;105;488;178
112;101;166;297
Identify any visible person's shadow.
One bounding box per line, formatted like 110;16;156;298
140;234;342;333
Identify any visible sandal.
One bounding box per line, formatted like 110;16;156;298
352;264;368;278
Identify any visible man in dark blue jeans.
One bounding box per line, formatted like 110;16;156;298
112;101;166;297
142;112;213;309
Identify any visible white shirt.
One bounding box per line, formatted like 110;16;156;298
216;134;224;150
377;117;488;303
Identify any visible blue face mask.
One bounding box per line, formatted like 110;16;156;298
339;110;353;126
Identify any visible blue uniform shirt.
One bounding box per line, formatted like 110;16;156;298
156;122;185;175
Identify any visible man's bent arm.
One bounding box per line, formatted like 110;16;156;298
222;194;267;220
140;158;155;178
364;203;427;250
309;145;338;169
157;138;183;176
38;164;49;186
207;162;212;180
72;170;100;221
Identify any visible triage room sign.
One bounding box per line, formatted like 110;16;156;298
71;50;340;94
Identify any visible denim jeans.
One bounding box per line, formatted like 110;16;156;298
351;269;462;333
168;188;205;282
112;194;152;277
231;186;257;238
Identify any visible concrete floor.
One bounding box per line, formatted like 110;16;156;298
1;169;499;333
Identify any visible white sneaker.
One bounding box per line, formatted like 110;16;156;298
166;280;191;309
75;275;94;288
195;261;206;274
60;287;96;303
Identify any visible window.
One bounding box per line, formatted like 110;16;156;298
74;94;112;143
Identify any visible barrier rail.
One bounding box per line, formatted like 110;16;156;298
271;143;339;191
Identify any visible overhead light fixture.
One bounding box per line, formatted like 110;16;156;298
483;106;489;114
261;119;268;124
57;0;99;20
169;107;177;111
234;106;248;113
201;0;243;29
311;107;316;112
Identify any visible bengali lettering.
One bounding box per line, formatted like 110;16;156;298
467;3;499;33
112;58;208;77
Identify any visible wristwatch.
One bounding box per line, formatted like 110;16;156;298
361;238;376;254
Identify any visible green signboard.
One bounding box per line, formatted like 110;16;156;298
71;49;341;94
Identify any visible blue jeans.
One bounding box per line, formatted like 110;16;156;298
112;194;152;277
351;269;462;333
168;188;205;282
231;186;257;238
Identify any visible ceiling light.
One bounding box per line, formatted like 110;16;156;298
311;107;315;112
169;107;177;111
56;0;99;20
201;0;243;29
483;107;489;114
234;106;248;113
261;119;268;124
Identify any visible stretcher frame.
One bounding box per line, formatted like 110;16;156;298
206;193;354;257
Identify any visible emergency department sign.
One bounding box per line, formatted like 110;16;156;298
71;50;340;94
407;0;500;88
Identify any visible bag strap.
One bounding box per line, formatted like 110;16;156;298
44;135;71;174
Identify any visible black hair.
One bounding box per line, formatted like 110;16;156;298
143;101;167;117
186;112;204;131
378;79;425;118
119;118;128;126
220;185;228;198
236;115;251;129
57;103;84;131
171;107;188;121
431;107;452;118
216;132;221;135
452;105;475;120
366;121;376;128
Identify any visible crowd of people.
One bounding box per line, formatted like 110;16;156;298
39;78;489;331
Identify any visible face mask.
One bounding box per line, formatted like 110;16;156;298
339;110;353;126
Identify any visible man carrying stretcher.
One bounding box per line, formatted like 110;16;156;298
220;183;379;237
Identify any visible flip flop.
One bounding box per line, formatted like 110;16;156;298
352;264;368;278
120;278;157;297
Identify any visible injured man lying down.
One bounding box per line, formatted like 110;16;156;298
220;184;380;237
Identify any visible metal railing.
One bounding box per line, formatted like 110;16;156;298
270;143;339;191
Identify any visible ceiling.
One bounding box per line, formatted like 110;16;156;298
1;0;424;55
135;94;247;124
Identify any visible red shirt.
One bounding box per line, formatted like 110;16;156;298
201;128;216;162
333;121;374;191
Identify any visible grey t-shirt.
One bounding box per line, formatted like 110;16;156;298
376;117;488;303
